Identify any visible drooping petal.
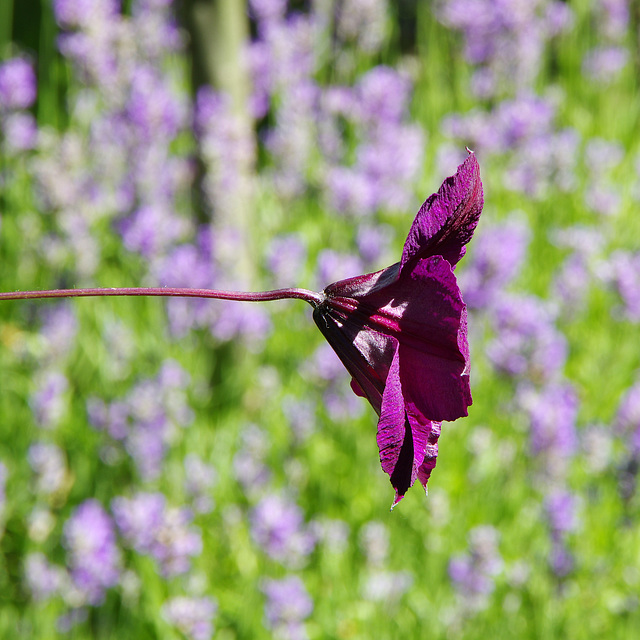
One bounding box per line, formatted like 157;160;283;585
377;348;438;504
416;421;441;490
377;348;412;504
401;152;483;271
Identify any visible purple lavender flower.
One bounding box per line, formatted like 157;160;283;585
209;300;272;352
120;203;190;259
519;382;579;461
581;424;615;473
87;361;193;479
359;520;389;567
544;489;579;536
2;112;38;152
112;492;202;576
355;66;411;125
267;235;308;287
544;1;574;36
195;87;255;214
184;454;216;514
458;216;530;310
87;398;129;440
264;83;318;199
552;224;605;256
356;224;393;267
155;237;216;337
599;0;630;40
362;570;413;602
444;96;579;198
309;518;350;553
0;57;37;110
164;227;272;349
24;552;67;602
233;424;272;498
321;65;423;216
505;127;580;197
615;378;640;453
548;542;574;578
584;137;625;174
336;0;388;53
126;65;187;141
584;183;621;216
38;0;194;284
39;304;78;362
63;499;121;606
54;0;120;29
249;0;287;26
131;0;184;59
552;253;593;317
262;576;313;640
282;396;317;443
54;0;123;90
162;596;218;640
325;167;378;216
30;370;69;429
250;494;316;568
600;250;640;321
582;46;629;83
448;525;502;611
437;1;573;96
487;294;567;382
316;250;364;288
28;442;68;496
544;489;578;577
337;66;424;214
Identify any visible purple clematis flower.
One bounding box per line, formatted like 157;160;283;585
313;152;483;504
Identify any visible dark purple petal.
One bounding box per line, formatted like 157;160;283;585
401;152;483;270
314;264;400;414
416;421;441;489
397;258;471;421
377;350;438;504
376;349;411;501
313;302;396;415
325;256;470;421
324;262;401;300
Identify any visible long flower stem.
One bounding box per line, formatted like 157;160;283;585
0;286;324;307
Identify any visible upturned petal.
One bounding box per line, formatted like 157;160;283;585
401;151;483;271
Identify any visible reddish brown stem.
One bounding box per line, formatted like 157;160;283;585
0;286;324;307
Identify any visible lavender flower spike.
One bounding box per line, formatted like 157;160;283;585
313;151;483;504
0;153;482;506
